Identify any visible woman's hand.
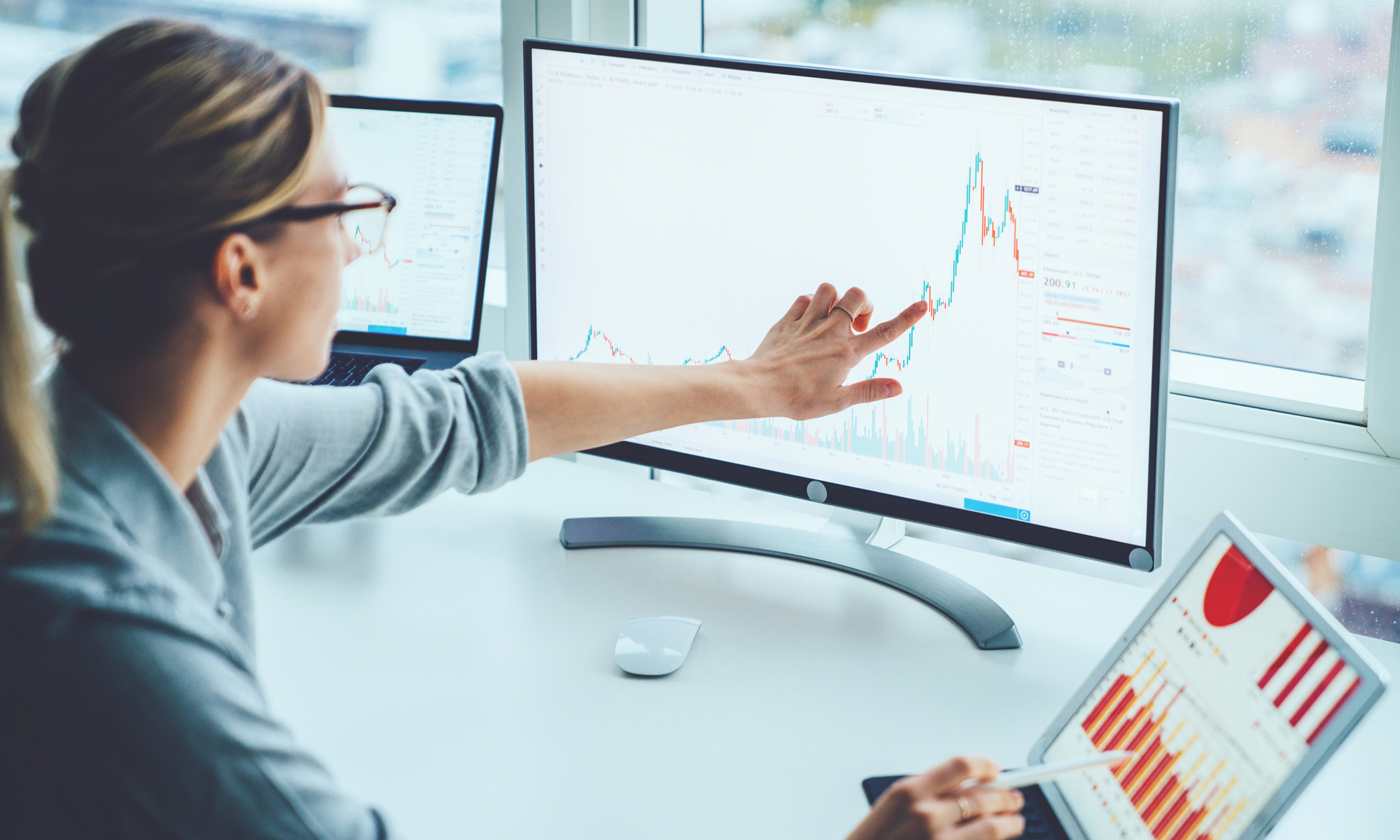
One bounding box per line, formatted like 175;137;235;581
846;756;1026;840
743;283;928;420
515;283;926;460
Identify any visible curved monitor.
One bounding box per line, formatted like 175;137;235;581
525;40;1177;568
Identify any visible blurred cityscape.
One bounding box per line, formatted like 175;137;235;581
0;0;504;155
707;0;1390;380
1256;534;1400;643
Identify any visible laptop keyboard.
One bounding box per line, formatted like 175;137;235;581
1018;785;1069;840
305;352;425;387
863;778;1067;839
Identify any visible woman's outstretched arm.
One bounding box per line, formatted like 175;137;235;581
515;283;928;461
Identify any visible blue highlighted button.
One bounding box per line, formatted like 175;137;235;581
964;498;1031;522
367;324;408;335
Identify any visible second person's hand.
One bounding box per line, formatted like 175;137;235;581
846;756;1026;840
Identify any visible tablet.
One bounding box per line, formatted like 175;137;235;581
1028;512;1388;840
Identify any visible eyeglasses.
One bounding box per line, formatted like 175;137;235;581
255;184;397;253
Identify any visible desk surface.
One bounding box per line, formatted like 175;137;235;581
250;458;1398;840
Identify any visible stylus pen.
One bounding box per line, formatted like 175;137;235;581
977;751;1138;789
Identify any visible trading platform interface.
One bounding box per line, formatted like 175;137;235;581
1044;536;1362;840
530;47;1166;547
329;106;496;341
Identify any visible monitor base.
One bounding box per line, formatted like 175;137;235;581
559;516;1022;650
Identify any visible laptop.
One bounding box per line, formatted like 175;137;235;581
307;95;503;386
863;511;1389;840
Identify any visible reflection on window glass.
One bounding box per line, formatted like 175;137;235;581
1253;533;1400;643
706;1;1391;378
0;0;503;159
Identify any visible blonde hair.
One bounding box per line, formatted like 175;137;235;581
0;169;56;540
1;19;326;548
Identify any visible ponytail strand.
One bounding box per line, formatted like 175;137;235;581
0;167;58;551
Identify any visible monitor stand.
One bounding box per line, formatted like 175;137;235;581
559;509;1022;650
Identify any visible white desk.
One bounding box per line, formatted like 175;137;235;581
250;458;1398;840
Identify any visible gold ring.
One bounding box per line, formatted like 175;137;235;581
957;795;974;822
833;304;857;322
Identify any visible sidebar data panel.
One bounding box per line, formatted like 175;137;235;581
330;107;496;341
530;48;1165;547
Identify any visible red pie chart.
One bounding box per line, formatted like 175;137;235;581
1203;544;1275;627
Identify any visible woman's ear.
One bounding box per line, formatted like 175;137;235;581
211;232;265;320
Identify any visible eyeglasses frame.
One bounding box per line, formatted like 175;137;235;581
250;183;397;251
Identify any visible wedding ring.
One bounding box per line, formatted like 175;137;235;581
833;304;857;322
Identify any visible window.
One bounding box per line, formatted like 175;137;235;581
1256;533;1400;643
0;0;504;157
704;0;1392;380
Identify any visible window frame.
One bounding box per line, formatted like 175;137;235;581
500;0;1400;563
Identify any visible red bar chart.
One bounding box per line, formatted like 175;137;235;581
1080;651;1249;840
1256;622;1362;745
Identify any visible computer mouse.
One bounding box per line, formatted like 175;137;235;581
614;616;701;676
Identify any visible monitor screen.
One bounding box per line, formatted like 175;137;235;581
328;98;499;343
526;42;1174;564
1043;534;1364;840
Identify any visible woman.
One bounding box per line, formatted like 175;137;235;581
0;20;1025;840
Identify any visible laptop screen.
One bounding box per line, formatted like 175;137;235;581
327;103;497;342
1043;534;1363;840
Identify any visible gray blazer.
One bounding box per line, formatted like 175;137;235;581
0;356;530;838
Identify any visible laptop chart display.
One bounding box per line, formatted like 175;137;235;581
1044;535;1363;840
329;106;496;342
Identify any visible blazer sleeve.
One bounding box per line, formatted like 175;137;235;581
232;354;529;548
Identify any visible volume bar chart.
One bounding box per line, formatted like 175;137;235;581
711;406;1014;482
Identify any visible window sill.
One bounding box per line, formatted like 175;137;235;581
1169;351;1365;425
1167;395;1385;456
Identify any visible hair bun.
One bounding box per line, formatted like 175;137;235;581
10;19;323;359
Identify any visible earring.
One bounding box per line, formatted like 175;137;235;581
243;301;257;320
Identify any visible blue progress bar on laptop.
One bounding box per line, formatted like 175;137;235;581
964;498;1031;522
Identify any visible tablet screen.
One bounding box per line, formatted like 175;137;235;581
1043;534;1362;840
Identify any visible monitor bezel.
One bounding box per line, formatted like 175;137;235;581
328;94;504;357
524;38;1177;568
1027;511;1389;840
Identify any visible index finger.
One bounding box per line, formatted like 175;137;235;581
910;755;1002;796
851;299;928;357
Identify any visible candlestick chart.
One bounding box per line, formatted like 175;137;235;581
564;151;1032;487
342;223;404;315
865;153;1032;378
